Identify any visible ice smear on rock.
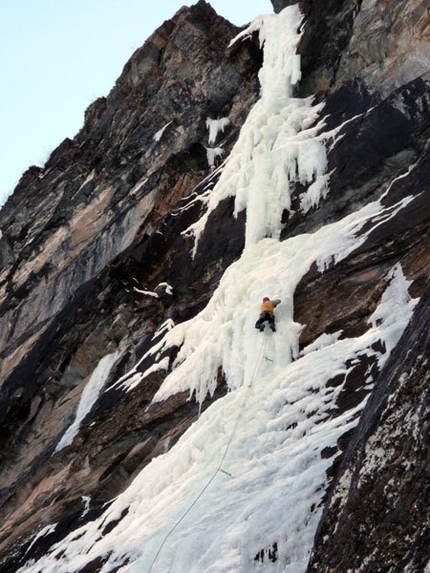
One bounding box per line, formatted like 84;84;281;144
55;351;122;452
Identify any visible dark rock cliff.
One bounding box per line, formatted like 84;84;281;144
0;1;259;566
308;279;430;573
295;0;430;570
0;0;429;571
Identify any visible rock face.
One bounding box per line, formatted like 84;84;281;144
0;2;258;567
0;0;429;571
308;284;430;573
293;0;430;570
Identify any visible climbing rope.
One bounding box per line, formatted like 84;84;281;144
147;334;268;573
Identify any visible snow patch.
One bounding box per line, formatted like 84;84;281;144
133;287;159;298
156;282;173;295
153;121;172;142
205;146;224;170
368;262;418;367
24;524;58;557
300;331;343;356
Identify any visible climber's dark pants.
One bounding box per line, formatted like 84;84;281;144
255;311;276;332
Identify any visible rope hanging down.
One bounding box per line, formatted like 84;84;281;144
147;334;268;573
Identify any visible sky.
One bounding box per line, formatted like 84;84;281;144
0;0;273;206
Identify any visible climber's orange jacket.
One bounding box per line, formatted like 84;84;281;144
260;298;281;313
261;299;275;313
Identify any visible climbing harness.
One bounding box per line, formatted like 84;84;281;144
147;334;268;572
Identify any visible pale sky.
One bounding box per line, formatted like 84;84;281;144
0;0;273;205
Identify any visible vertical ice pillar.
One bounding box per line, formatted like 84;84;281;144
187;5;329;254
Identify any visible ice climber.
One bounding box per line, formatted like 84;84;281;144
255;297;281;332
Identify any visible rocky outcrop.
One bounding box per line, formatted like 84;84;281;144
0;0;259;366
293;74;430;345
298;0;430;97
293;0;430;571
307;283;430;573
0;0;429;571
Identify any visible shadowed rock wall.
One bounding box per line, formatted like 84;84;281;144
307;284;430;573
292;0;430;571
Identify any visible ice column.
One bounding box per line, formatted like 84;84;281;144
188;5;329;250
